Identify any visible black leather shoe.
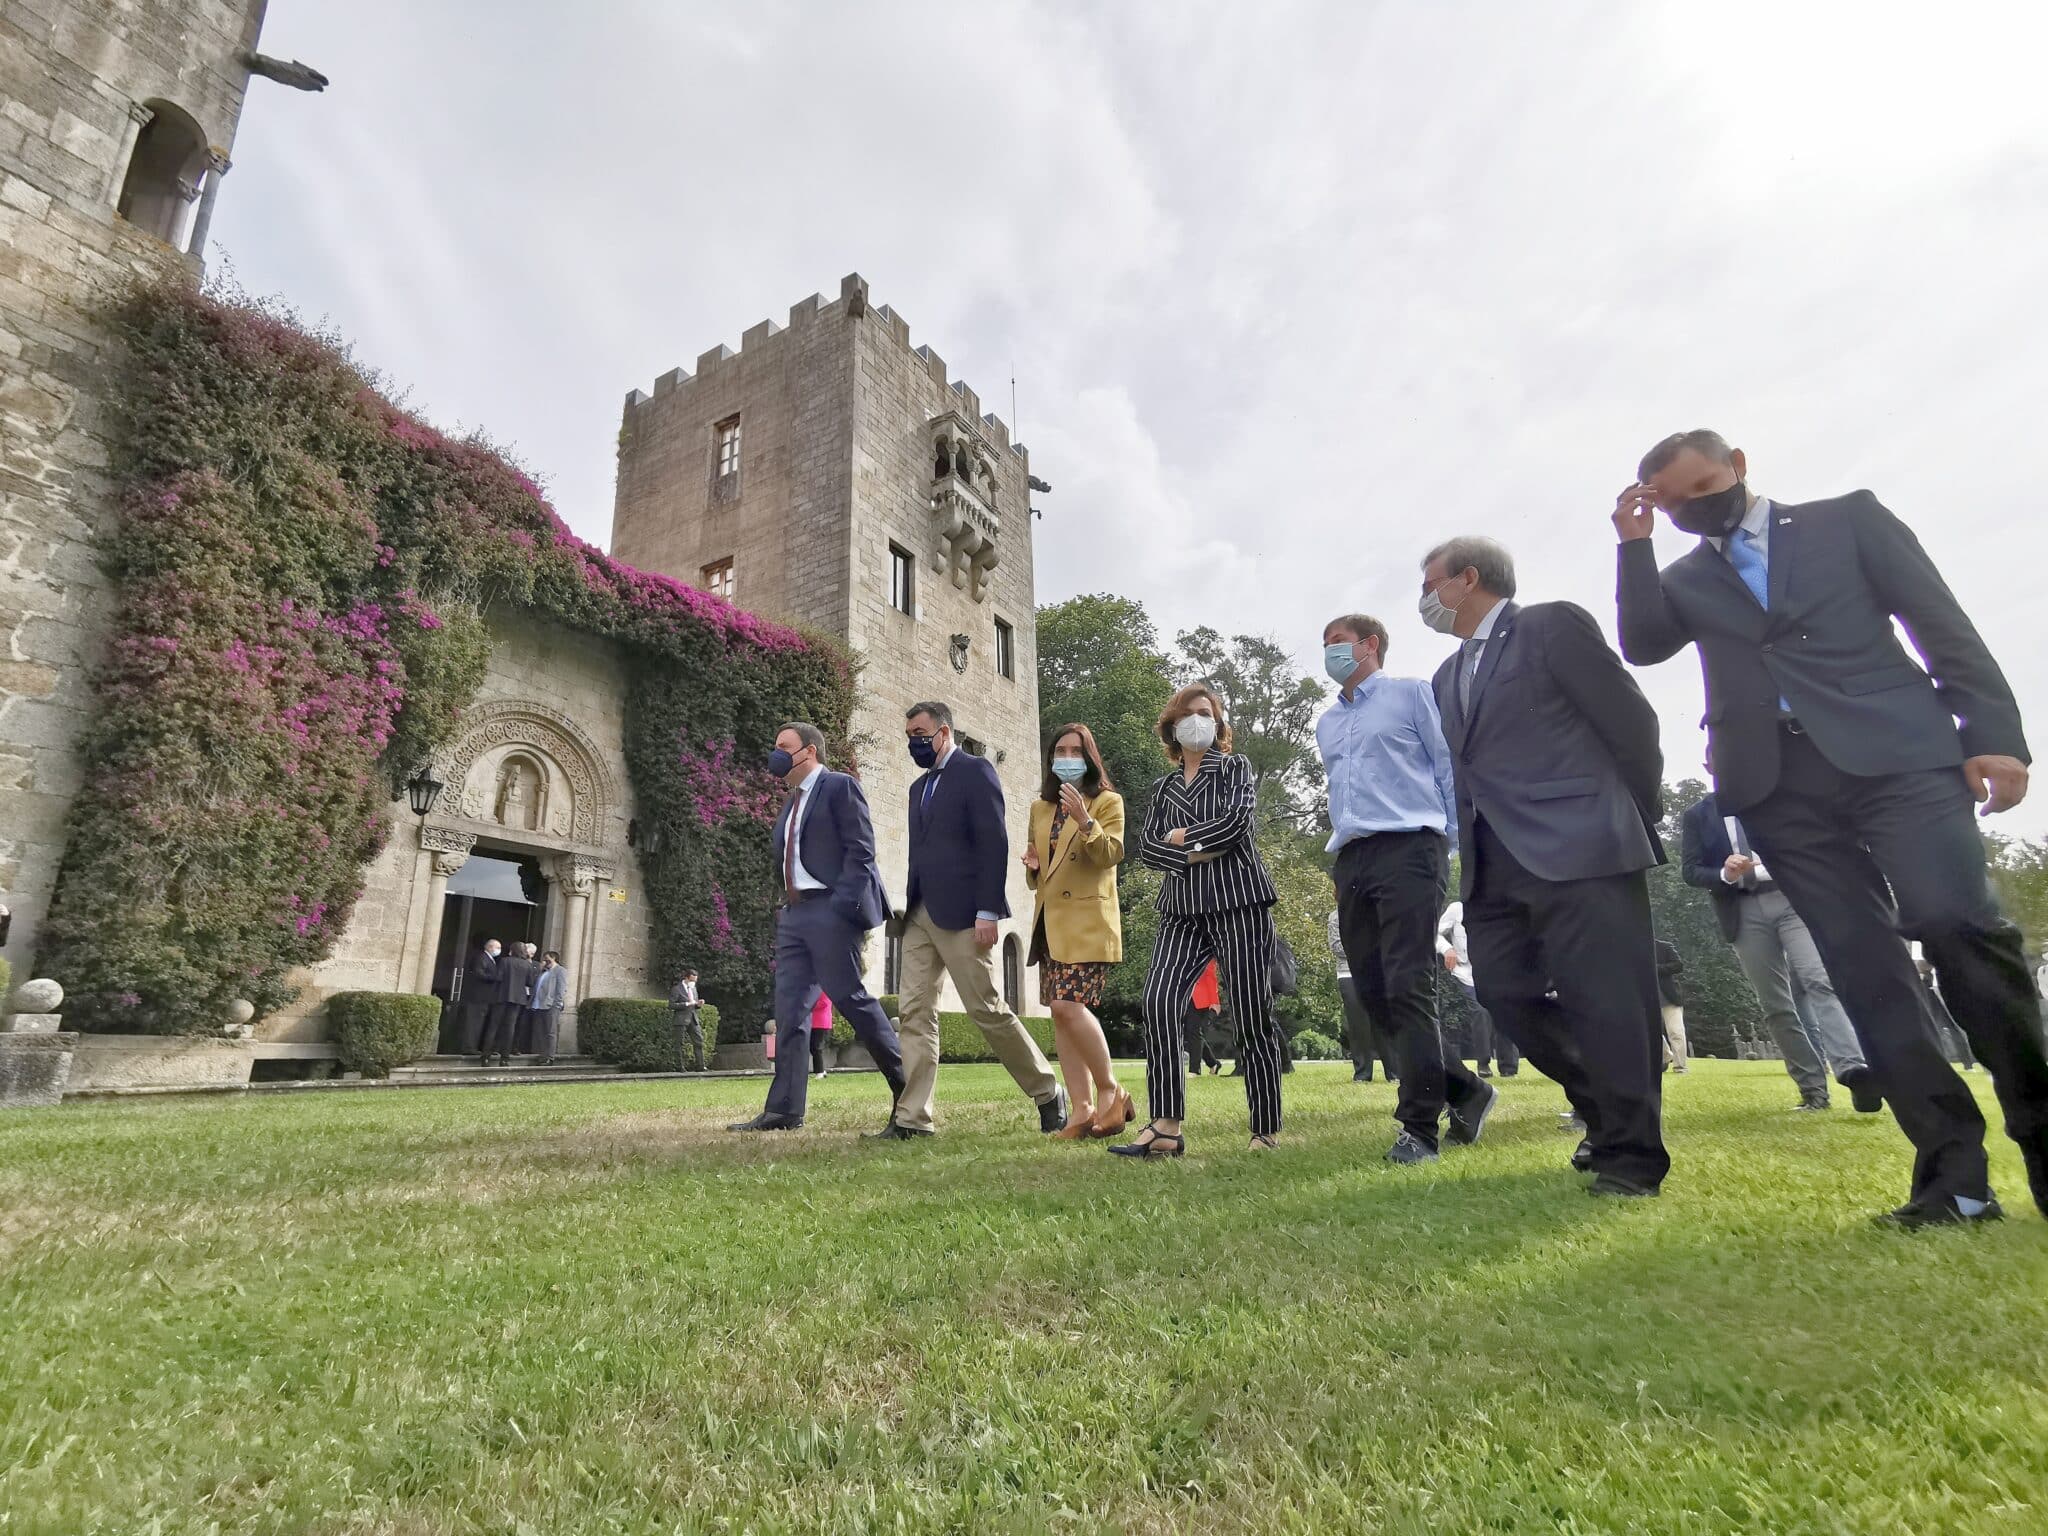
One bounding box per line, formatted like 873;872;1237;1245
1499;1066;1519;1078
1038;1086;1070;1134
726;1113;803;1132
1569;1138;1594;1173
1351;1071;1373;1083
863;1121;933;1141
1839;1067;1884;1115
1876;1193;2004;1229
1445;1080;1498;1146
1587;1174;1659;1199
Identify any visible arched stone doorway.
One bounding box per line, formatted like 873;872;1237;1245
407;702;626;1050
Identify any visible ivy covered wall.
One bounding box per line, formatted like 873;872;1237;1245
36;282;854;1034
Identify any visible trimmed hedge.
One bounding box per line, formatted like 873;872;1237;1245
1290;1029;1345;1061
824;996;1057;1062
329;991;441;1077
580;997;721;1072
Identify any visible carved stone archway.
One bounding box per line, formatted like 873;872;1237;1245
435;700;620;847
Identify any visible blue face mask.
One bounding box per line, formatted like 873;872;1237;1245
767;748;795;777
908;735;939;769
1051;757;1088;783
1324;642;1360;683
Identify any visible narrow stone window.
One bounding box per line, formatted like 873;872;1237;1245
994;617;1015;680
889;544;915;616
714;416;741;479
701;557;735;600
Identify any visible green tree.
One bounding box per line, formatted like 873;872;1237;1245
1175;627;1328;832
1035;593;1177;826
1984;832;2048;962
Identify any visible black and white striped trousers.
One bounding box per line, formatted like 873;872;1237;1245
1143;904;1284;1136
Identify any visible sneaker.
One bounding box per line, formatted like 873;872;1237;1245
1794;1098;1830;1112
1385;1131;1439;1165
1038;1086;1070;1134
1445;1079;1498;1146
1558;1112;1586;1133
1569;1138;1594;1173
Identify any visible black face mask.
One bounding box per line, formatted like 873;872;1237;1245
1669;480;1748;537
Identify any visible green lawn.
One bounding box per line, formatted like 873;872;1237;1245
3;1061;2046;1534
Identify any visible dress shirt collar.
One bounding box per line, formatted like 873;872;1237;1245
931;740;956;773
1467;598;1506;643
1706;493;1772;551
1338;668;1386;706
791;762;825;796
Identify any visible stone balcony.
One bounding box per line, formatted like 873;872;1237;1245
926;410;1001;601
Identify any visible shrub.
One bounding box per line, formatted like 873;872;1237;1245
329;991;441;1077
1290;1029;1345;1061
825;1001;1056;1061
38;279;855;1034
580;997;720;1072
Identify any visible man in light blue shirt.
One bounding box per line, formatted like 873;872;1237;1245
1318;613;1495;1164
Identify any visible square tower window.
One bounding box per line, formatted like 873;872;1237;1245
714;415;742;478
701;557;735;600
889;544;915;616
994;617;1016;680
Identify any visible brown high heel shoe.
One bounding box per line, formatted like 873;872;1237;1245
1089;1084;1136;1138
1051;1108;1094;1141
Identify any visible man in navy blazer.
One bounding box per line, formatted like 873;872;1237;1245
728;722;907;1132
1424;535;1670;1196
886;700;1064;1138
1617;429;2046;1226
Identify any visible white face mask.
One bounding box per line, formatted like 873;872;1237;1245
1419;577;1464;635
1175;713;1218;752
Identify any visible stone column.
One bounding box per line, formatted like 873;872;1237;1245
186;149;231;259
106;102;153;205
414;827;476;993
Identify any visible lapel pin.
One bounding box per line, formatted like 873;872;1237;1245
1778;517;1791;525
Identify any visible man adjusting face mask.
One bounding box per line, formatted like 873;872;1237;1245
1666;479;1750;537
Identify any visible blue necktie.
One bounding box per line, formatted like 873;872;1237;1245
1727;528;1769;608
1727;529;1790;712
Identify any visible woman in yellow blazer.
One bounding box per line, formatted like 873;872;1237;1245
1022;722;1131;1138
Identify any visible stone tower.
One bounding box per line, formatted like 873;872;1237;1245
611;275;1047;1013
0;0;277;978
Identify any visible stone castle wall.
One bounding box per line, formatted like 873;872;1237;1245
612;274;1046;1011
0;0;267;978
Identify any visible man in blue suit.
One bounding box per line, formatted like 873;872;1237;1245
886;700;1065;1137
728;722;907;1132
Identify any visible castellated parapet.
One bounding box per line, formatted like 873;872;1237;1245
610;273;1047;1014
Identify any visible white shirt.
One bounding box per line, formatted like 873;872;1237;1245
1706;494;1773;562
1435;901;1474;987
785;763;826;890
1459;598;1508;693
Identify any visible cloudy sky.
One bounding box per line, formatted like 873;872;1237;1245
215;0;2048;832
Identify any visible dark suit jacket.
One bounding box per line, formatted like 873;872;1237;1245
1617;491;2029;813
1432;599;1665;900
1654;939;1685;1007
492;953;535;1008
773;768;891;931
1679;795;1744;943
905;748;1010;930
467;949;500;1007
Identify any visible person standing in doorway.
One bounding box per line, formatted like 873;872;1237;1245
1654;939;1688;1073
529;951;567;1066
1424;534;1670;1197
1113;684;1286;1157
464;938;502;1056
890;701;1067;1137
480;939;535;1067
1023;722;1132;1140
669;967;705;1072
1317;612;1493;1165
1617;429;2045;1226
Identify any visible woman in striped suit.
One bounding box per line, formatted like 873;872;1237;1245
1110;684;1285;1157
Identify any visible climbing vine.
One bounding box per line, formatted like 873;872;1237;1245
38;280;853;1033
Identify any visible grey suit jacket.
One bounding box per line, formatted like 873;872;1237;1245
1431;600;1665;900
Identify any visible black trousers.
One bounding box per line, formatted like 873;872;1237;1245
1741;728;2048;1205
1336;976;1384;1078
1465;820;1669;1189
479;1003;525;1059
1183;1005;1222;1072
1143;905;1284;1136
1461;989;1520;1071
1334;830;1479;1148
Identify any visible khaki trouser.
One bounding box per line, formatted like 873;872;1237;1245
1661;1005;1688;1071
895;903;1056;1131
